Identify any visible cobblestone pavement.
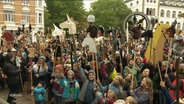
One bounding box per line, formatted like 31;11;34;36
0;86;33;104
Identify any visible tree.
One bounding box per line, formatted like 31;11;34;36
45;0;87;32
90;0;132;30
44;8;52;28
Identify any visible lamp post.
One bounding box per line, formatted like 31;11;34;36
87;15;97;38
87;14;95;24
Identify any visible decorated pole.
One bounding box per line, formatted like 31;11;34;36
117;37;123;75
165;38;173;75
126;23;129;55
60;14;77;71
165;20;177;75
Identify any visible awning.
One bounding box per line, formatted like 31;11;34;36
22;7;30;12
3;5;15;11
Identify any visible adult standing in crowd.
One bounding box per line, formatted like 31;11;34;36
32;56;49;88
3;53;21;104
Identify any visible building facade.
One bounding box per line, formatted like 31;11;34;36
0;0;45;31
125;0;184;30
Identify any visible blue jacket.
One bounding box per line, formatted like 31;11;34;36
34;86;46;102
59;78;80;100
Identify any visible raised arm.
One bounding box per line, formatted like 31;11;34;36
79;66;87;82
165;76;183;90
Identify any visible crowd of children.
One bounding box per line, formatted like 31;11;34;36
0;26;184;104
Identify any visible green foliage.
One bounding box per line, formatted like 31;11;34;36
45;0;87;31
44;8;52;28
90;0;132;30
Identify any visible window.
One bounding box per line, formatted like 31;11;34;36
4;11;14;22
150;0;152;3
166;21;169;24
177;23;181;29
136;9;139;12
4;0;13;3
178;11;182;18
38;0;42;6
39;13;42;23
147;0;149;2
172;11;176;18
146;8;149;15
23;12;29;22
149;8;152;15
22;0;28;5
152;8;156;16
160;21;163;24
130;3;133;6
137;1;139;4
154;0;156;3
182;23;184;30
166;10;170;18
161;10;164;17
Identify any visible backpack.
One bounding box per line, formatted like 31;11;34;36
169;78;184;100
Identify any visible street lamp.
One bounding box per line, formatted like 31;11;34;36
87;14;95;23
87;14;97;38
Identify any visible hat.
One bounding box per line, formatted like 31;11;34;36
39;56;46;61
88;70;95;75
55;64;63;71
11;48;17;52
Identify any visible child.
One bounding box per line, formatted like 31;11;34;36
94;89;117;104
130;77;153;104
113;99;126;104
50;64;64;104
60;70;80;104
79;65;97;103
97;74;126;99
32;82;46;104
125;96;138;104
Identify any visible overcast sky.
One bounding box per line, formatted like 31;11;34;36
83;0;95;11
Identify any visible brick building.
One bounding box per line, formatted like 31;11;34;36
0;0;45;31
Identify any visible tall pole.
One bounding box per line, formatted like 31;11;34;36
175;57;180;104
142;0;145;13
70;39;73;71
157;0;161;22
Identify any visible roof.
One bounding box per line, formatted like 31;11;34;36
125;0;184;7
160;0;184;7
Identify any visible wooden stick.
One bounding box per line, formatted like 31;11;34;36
117;38;123;74
126;23;129;55
92;52;96;82
165;38;173;74
175;57;180;104
132;40;137;87
29;67;34;104
19;73;24;93
155;50;163;81
151;36;162;81
95;53;99;80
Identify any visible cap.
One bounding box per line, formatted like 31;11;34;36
88;70;95;75
11;48;17;52
55;64;63;71
39;56;46;61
